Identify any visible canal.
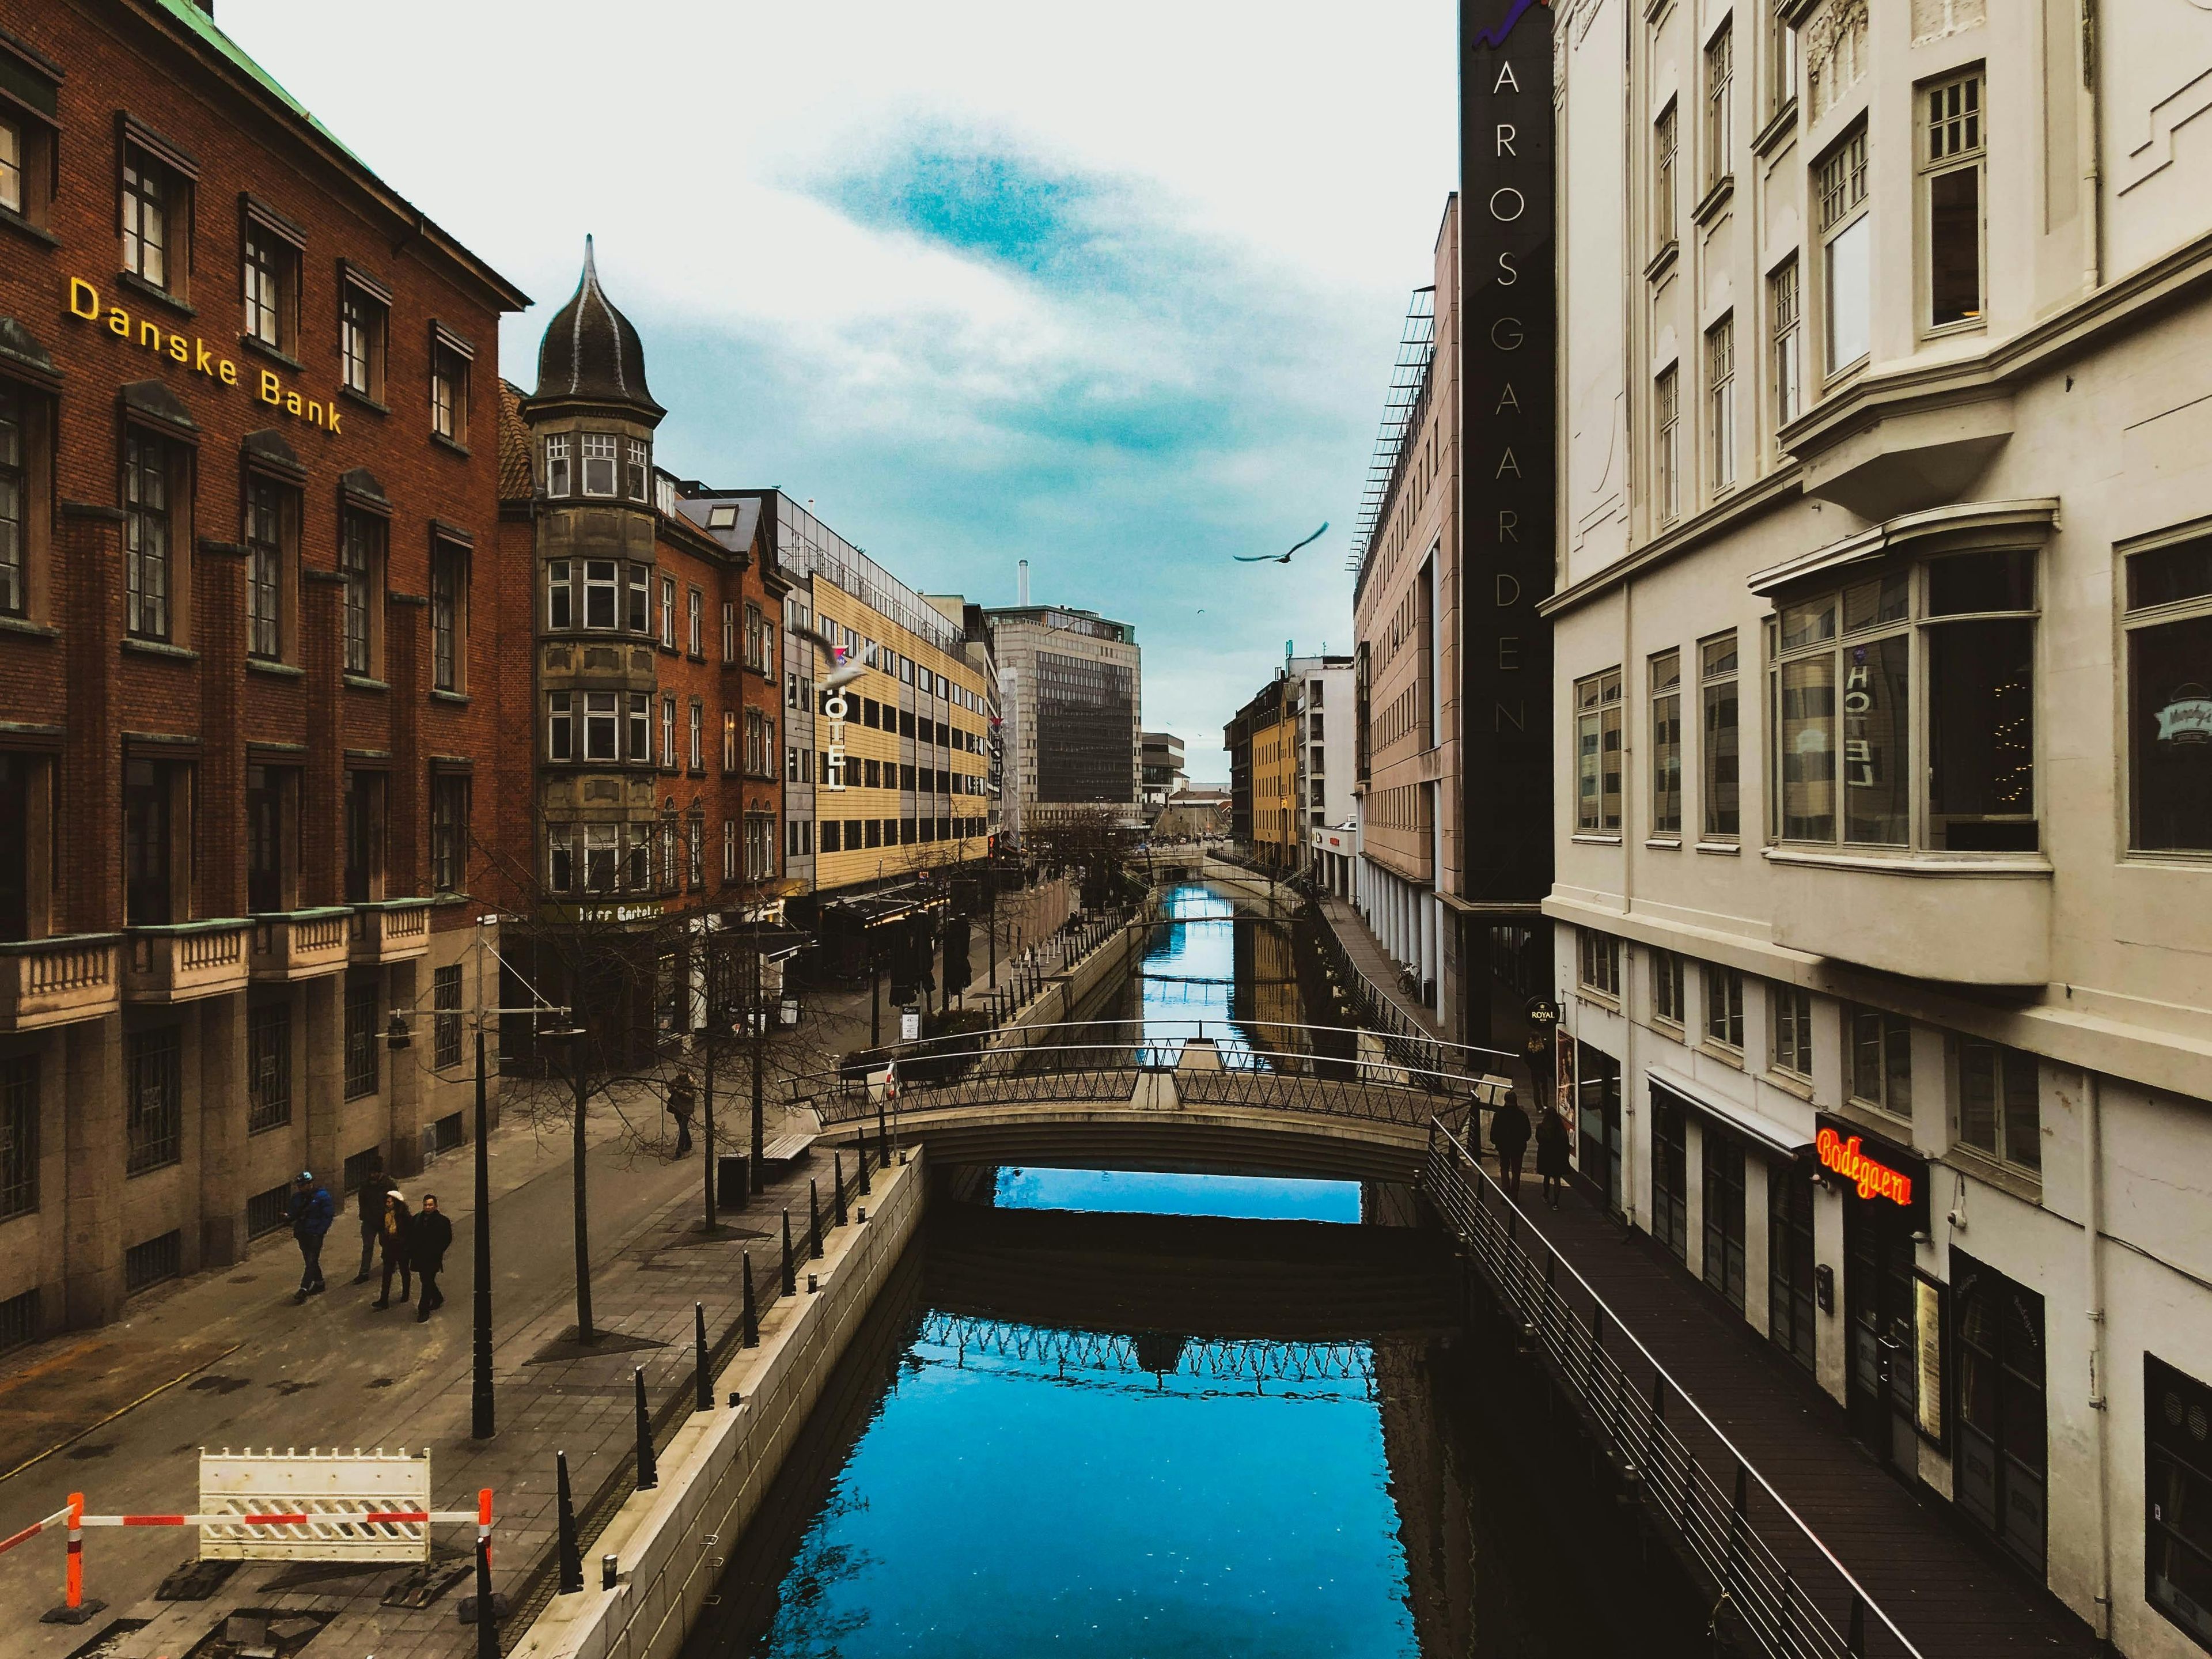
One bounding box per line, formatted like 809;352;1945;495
684;885;1708;1657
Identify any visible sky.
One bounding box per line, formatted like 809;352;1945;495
219;0;1458;771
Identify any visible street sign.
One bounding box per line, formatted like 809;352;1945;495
198;1450;433;1562
900;1011;921;1041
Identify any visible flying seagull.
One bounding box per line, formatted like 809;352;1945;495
798;623;872;691
1235;522;1328;565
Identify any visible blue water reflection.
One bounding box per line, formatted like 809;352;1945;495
997;1167;1362;1221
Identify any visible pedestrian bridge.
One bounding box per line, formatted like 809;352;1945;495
796;1020;1508;1184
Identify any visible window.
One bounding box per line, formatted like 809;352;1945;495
660;577;676;647
745;603;770;671
820;819;842;853
1655;366;1681;524
124;432;173;641
431;775;469;892
548;824;574;893
340;282;387;400
545;434;571;498
1846;1004;1912;1118
127;1025;183;1173
722;710;737;773
1767;0;1798;119
584;692;618;762
723;601;736;664
1577;928;1622;999
1770;257;1802;428
246;1002;290;1133
121;145;183;293
0;381;22;617
747;813;777;882
1953;1035;2039;1173
1707;315;1736;490
429;964;463;1070
688;699;703;771
1703;1127;1747;1309
1703;963;1744;1049
1574;669;1623;832
547;692;574;762
1700;632;1739;839
339;512;381;675
245;764;287;914
688;588;703;656
1650;650;1683;834
1;1054;37;1219
581;433;618;496
1768;1164;1817;1372
2147;1354;2212;1649
431;541;464;692
124;1229;181;1293
123;759;178;926
582;825;615;894
1768;551;2035;851
1652;1093;1688;1260
687;818;704;889
342;771;383;903
548;560;573;630
627;692;649;761
623;825;651;891
626;439;650;501
245;479;286;661
1819;124;1871;373
661;695;676;766
0;114;21;218
746;708;771;777
343;984;378;1100
430;336;470;445
1704;22;1734;192
1654;100;1679;249
1652;950;1685;1027
241;219;297;351
583;559;618;630
1922;71;1985;331
1772;984;1812;1075
2127;533;2212;851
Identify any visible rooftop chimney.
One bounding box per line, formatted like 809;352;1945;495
1018;559;1029;606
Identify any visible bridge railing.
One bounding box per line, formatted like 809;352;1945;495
1421;1122;1925;1659
794;1039;1479;1132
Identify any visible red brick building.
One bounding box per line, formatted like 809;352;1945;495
0;0;527;1338
487;247;789;1062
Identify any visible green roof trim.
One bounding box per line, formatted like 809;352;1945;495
149;0;368;168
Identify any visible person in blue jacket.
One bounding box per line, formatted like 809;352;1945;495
287;1169;334;1304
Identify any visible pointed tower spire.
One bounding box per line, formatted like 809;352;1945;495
530;234;664;419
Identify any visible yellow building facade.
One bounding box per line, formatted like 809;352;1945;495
1250;710;1301;870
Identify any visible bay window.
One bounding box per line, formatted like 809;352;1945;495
628;693;650;762
583;826;616;894
581;433;618;497
2124;532;2212;853
582;692;618;762
544;434;571;498
1768;552;2035;851
627;563;649;633
548;560;573;630
547;692;573;762
626;439;650;500
583;560;618;629
1819;124;1870;374
1922;70;1985;332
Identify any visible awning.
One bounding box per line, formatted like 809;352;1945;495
1646;1065;1813;1160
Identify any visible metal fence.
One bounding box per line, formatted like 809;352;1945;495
1420;1122;1923;1659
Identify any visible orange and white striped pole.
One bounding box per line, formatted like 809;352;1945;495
64;1493;84;1612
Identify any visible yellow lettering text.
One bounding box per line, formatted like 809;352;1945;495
107;308;131;338
285;391;302;417
219;359;237;386
139;320;162;351
69;278;101;319
168;334;187;363
259;370;282;404
325;407;342;436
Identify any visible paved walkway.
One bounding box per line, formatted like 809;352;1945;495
1485;1168;2096;1658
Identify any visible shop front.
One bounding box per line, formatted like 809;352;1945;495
1952;1248;2046;1577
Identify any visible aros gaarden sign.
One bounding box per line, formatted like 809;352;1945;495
1459;0;1554;903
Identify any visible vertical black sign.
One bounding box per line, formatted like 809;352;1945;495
1459;0;1555;903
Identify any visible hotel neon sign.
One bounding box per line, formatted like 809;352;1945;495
1816;1126;1914;1207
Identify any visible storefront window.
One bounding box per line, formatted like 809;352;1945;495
1651;1090;1688;1260
1702;1127;1748;1310
1768;1162;1818;1372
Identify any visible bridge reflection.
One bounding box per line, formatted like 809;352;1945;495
915;1313;1381;1388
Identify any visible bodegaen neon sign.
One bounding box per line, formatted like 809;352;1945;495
1816;1127;1914;1207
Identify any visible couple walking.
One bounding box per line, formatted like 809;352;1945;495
286;1161;453;1320
1487;1089;1572;1208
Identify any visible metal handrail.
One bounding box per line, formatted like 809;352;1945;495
1423;1120;1925;1659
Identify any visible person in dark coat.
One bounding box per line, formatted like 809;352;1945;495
351;1152;385;1284
370;1189;414;1309
668;1071;696;1157
410;1194;454;1323
1488;1092;1532;1197
287;1171;334;1303
1535;1107;1573;1209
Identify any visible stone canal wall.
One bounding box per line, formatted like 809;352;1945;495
982;899;1155;1053
510;1150;927;1659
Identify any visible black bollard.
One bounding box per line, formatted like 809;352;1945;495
876;1097;889;1168
475;1532;499;1659
633;1366;657;1490
694;1301;711;1412
781;1210;796;1295
741;1251;759;1346
856;1137;873;1196
834;1153;849;1227
555;1450;583;1594
808;1180;824;1259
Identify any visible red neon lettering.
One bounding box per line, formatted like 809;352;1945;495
1816;1127;1912;1207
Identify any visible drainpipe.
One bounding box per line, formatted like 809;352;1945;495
2081;0;2104;291
2082;1067;2113;1644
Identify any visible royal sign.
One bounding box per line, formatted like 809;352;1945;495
1816;1126;1914;1207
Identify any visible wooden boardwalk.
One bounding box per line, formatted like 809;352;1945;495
1500;1172;2097;1658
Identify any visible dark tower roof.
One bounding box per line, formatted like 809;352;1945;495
532;235;664;419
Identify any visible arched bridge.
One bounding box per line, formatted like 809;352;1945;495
796;1020;1512;1184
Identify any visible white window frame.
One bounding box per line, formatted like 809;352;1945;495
1707;314;1736;492
1819;124;1871;377
581;433;618;498
1919;68;1987;336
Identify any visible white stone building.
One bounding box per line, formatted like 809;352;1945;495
1544;2;2212;1652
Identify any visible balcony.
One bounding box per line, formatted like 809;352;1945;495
0;934;123;1030
1765;849;2052;986
250;908;354;982
349;899;434;965
123;921;253;1003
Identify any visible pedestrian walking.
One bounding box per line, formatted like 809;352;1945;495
287;1171;334;1303
668;1071;696;1158
1488;1090;1532;1198
370;1189;414;1309
410;1193;453;1323
350;1150;385;1283
1535;1105;1573;1210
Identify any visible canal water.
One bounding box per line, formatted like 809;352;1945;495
684;885;1706;1658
